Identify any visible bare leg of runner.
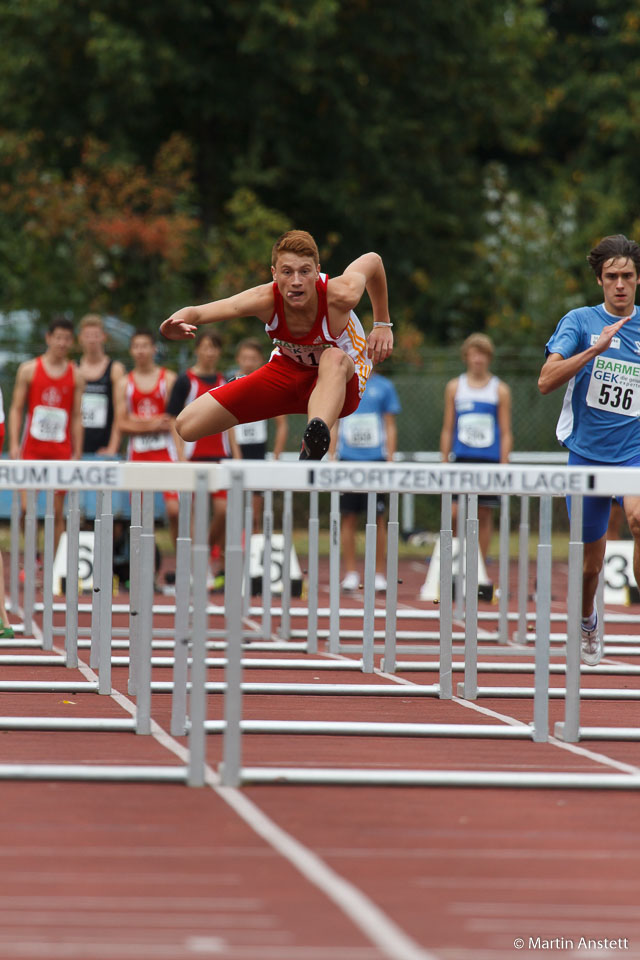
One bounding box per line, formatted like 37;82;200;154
301;350;355;460
623;494;640;590
582;536;606;618
306;349;355;428
176;394;238;443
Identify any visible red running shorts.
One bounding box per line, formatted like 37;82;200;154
209;353;361;422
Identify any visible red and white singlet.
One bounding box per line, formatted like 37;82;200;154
265;273;372;397
183;370;229;460
125;368;176;462
21;357;74;460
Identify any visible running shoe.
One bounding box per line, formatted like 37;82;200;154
0;625;14;639
341;571;360;591
211;570;225;592
374;573;387;592
580;613;603;666
299;417;330;460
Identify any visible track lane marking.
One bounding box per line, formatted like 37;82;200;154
41;626;437;960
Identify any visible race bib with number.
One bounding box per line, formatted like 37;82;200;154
81;392;108;429
273;338;330;367
457;412;495;448
343;413;381;449
132;432;170;453
586;356;640;418
30;405;68;443
235;420;268;445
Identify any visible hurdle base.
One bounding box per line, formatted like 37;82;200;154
452;583;495;603
553;721;578;743
250;576;303;597
627;585;640;604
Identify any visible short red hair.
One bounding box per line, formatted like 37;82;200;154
271;230;319;266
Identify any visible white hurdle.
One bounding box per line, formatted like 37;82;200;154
2;458;640;788
214;460;640;788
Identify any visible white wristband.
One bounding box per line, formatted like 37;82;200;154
373;321;393;328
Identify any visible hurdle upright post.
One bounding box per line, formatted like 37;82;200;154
596;566;605;653
90;490;103;669
328;490;341;654
135;491;155;734
219;469;245;787
65;490;81;669
128;491;142;695
279;489;294;640
23;490;37;638
98;490;113;695
188;472;210;787
460;495;479;700
171;491;192;737
383;491;400;674
242;491;253;620
515;496;530;644
41;490;55;651
361;491;377;673
261;489;273;640
498;494;510;644
306;490;319;654
555;494;583;743
439;493;453;699
533;495;552;741
454;493;466;621
9;490;20;615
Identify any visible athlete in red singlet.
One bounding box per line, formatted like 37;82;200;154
167;332;236;462
9;317;85;549
19;356;76;461
160;230;393;461
114;330;179;547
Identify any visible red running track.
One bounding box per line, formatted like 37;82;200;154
1;554;640;959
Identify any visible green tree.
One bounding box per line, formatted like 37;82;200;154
0;131;200;321
0;0;550;341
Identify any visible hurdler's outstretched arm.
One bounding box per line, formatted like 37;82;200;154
160;284;274;341
329;253;393;364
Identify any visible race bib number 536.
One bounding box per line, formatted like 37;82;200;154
586;356;640;417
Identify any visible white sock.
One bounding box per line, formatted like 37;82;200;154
581;609;597;630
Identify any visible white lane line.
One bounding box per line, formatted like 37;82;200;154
47;635;437;960
215;783;437;960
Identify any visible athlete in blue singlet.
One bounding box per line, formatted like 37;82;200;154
539;233;640;665
331;372;402;592
441;333;512;568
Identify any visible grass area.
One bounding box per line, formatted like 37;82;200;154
290;529;574;562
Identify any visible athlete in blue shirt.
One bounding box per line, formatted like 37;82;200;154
539;233;640;665
330;373;401;592
441;333;512;569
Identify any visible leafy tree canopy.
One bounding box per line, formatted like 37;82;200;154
1;0;639;352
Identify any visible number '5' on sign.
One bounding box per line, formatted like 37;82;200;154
51;532;95;595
